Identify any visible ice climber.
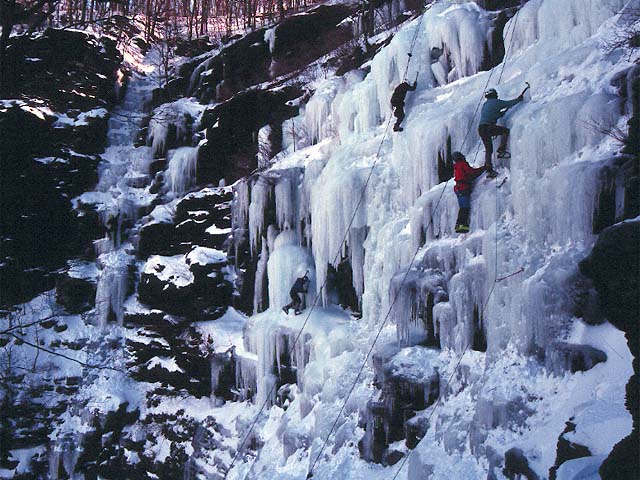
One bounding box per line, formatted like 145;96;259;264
453;151;486;233
478;84;528;177
391;80;417;132
283;273;310;315
106;213;119;241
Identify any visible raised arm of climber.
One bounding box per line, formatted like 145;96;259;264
391;80;417;132
453;151;486;234
478;85;528;177
283;273;310;316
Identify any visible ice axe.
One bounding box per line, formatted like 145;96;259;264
520;81;530;98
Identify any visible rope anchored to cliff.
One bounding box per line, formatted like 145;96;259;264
228;2;527;478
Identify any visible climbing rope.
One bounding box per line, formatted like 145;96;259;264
389;7;524;479
308;4;526;479
224;8;429;478
226;2;525;478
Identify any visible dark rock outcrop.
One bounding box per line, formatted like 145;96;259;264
503;447;539;480
580;221;640;479
55;274;97;314
359;346;440;464
0;29;121;308
544;342;607;375
549;421;592;480
198;87;301;184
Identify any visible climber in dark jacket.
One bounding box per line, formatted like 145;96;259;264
283;273;310;315
106;212;119;242
478;87;526;176
453;151;486;233
391;80;417;132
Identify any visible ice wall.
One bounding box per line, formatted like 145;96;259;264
166;146;199;195
228;0;637;478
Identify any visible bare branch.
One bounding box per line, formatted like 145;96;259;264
7;333;125;373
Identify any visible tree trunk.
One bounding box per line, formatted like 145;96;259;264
0;0;17;97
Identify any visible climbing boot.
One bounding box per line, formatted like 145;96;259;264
486;168;498;179
294;310;302;315
282;307;289;314
496;149;511;159
455;224;470;233
393;125;403;132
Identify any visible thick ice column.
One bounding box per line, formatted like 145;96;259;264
447;259;488;353
300;157;328;245
267;230;316;311
274;169;302;233
94;250;132;327
506;0;628;54
248;176;272;255
253;240;269;314
391;268;447;347
166;146;199;195
304;77;345;144
334;70;379;140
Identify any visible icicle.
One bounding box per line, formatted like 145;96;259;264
253;239;269;314
275;169;302;233
310;150;367;303
235;354;257;401
94;250;132;327
258;125;273;168
506;0;628;55
267;230;315;311
248;176;272;255
166;146;199;195
349;226;367;298
392;268;447;347
304;77;345;144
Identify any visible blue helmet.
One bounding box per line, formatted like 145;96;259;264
452;151;466;163
485;88;498;99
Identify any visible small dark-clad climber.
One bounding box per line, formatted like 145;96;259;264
453;151;486;233
283;273;310;315
391;80;417;132
106;212;119;242
478;85;528;176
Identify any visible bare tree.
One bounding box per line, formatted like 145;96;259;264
0;0;60;94
605;4;640;55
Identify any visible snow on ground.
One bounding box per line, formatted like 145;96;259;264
195;307;248;354
143;255;195;287
186;246;227;266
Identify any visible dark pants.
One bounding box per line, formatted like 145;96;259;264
284;291;302;312
456;192;471;229
393;104;405;130
479;123;509;168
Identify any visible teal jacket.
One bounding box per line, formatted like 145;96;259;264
479;98;521;125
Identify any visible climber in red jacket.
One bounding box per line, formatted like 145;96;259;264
453;151;487;233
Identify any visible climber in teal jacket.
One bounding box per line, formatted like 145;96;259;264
478;86;528;176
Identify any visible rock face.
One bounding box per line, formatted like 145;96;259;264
198;87;302;184
3;1;638;478
359;346;440;464
0;29;122;308
55;275;97;314
137;187;234;320
544;342;607;375
580;221;640;479
549;421;591;480
503;447;539;480
182;4;356;103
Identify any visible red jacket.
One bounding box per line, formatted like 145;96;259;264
454;161;485;194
